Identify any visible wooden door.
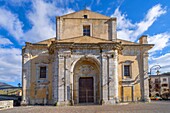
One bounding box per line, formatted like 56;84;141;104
79;77;94;103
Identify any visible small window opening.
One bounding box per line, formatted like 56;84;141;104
124;65;130;76
40;67;46;78
83;25;90;36
84;15;88;19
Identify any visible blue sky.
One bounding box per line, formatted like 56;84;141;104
0;0;170;86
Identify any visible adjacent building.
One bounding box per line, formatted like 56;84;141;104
149;73;170;98
22;10;154;105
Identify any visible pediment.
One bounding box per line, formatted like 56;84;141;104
56;36;113;43
60;9;110;19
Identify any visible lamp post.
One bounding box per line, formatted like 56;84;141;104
149;65;161;75
148;65;161;97
156;70;161;97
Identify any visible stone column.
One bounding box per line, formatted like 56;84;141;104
21;51;31;105
64;54;71;105
139;35;150;102
55;53;71;106
22;69;27;105
99;52;103;104
140;51;150;102
101;54;108;103
57;55;65;105
143;52;150;102
108;50;119;104
53;51;59;104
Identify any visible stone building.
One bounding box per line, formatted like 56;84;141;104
149;73;170;98
22;10;154;105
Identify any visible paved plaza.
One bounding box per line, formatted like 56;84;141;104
1;101;170;113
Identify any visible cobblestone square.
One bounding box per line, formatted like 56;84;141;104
1;101;170;113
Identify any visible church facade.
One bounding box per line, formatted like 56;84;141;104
22;10;153;105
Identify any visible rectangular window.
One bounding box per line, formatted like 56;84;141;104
155;79;159;83
40;67;46;78
124;65;130;76
83;25;90;36
163;78;167;82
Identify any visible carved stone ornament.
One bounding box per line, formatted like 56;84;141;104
79;65;94;75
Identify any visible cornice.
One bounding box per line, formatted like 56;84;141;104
25;42;48;49
48;41;123;54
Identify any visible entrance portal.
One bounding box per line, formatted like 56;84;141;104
79;77;94;103
72;57;100;104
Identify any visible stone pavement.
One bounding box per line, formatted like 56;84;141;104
1;101;170;113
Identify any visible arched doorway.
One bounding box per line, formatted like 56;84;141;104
72;57;100;104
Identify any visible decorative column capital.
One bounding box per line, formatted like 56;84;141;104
58;54;71;59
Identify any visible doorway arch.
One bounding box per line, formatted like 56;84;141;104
72;57;100;104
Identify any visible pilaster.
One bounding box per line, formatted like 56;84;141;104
21;50;31;105
140;51;150;102
143;52;150;102
57;55;65;103
53;51;58;104
55;50;71;106
108;50;119;104
101;54;108;103
100;50;119;105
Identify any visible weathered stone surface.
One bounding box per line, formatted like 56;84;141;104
0;100;13;109
21;10;153;105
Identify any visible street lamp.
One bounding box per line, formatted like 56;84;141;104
149;65;161;75
156;70;160;75
148;65;161;97
156;70;161;97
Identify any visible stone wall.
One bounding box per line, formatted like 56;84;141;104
0;100;13;109
118;46;142;102
56;10;116;40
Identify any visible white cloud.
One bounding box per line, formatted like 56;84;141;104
0;8;24;41
0;0;75;84
148;33;170;53
24;0;75;43
111;7;135;40
112;4;169;74
0;0;75;43
0;37;13;45
117;29;133;41
86;6;91;10
112;4;166;42
0;47;22;82
112;7;135;30
132;4;166;40
150;53;170;74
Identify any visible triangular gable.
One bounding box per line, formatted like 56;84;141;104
60;9;110;19
36;37;56;45
117;39;138;45
57;36;113;43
